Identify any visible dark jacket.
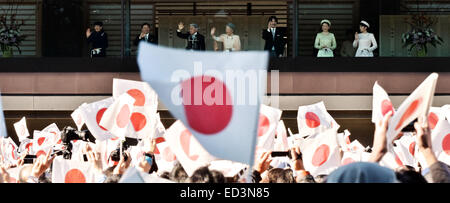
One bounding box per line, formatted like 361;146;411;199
262;27;287;57
176;31;206;51
87;30;108;57
133;33;157;46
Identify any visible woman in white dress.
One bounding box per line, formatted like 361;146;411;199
353;21;378;57
210;23;241;52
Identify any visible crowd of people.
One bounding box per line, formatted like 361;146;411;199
86;16;378;58
0;106;449;183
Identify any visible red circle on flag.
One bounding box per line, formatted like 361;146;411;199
26;143;33;151
20;126;26;137
10;144;16;160
65;169;86;183
395;99;421;131
180;129;199;161
181;76;233;135
163;147;176;162
8;177;17;183
428;112;439;130
409;141;416;156
442;133;450;155
127;89;146;106
96;108;108;131
257;114;270;137
130;112;147;132
116;105;131;128
342;157;355;165
395;153;403;166
37;137;46;146
36;150;46;158
345;136;351;145
305;112;321;128
381;99;394;116
154;137;166;155
312;144;330;167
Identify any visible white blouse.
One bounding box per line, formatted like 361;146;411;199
213;34;241;51
353;33;378;57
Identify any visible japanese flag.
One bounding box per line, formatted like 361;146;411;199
41;123;61;145
208;160;248;178
99;93;136;139
297;101;340;137
393;140;416;168
257;104;282;151
0;94;7;138
78;97;114;141
386;73;438;144
372;82;395;124
52;156;95;183
113;78;159;139
13;117;30;142
341;151;362;166
430;118;450;157
300;129;341;176
153;113;168;156
164;120;216;176
336;129;351;152
274;120;289;151
155;142;177;173
32;131;54;158
442;104;450;122
2;137;19;164
428;107;446;131
348;139;366;153
112;78;158;108
380;151;404;169
18;138;34;154
71;105;86;131
137;43;268;165
437;152;450;166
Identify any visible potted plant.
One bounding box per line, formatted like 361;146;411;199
0;13;26;57
401;13;444;57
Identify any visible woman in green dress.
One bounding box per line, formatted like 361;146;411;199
314;19;337;57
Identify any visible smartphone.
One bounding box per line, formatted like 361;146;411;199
23;155;37;164
271;151;290;157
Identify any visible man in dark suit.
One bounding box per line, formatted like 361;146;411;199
134;23;157;46
176;22;206;51
86;21;108;58
262;16;287;58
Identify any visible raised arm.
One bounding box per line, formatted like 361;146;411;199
353;32;359;48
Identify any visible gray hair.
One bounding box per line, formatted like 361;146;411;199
190;23;199;29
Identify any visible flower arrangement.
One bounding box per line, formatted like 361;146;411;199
0;13;26;56
401;13;444;56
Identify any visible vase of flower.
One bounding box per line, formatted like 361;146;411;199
401;13;444;57
0;13;26;58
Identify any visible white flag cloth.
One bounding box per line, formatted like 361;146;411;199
164;120;216;176
257;104;282;151
442;104;450;122
0;94;7;138
299;129;341;177
430;118;450;157
137;43;268;165
380;151;404;170
71;105;86;131
126;105;158;139
155;142;177;173
348;139;366;153
14;117;30;142
341;151;363;166
6;167;21;183
297;101;340;138
41;123;61;145
386;73;438;144
79;97;114;141
99;93;136;139
208;160;248;177
372;82;395;124
52;156;95;183
32;130;55;158
274;120;289;151
336;129;351;152
437;152;450;166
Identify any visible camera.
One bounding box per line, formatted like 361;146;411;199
109;137;139;162
52;126;96;160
